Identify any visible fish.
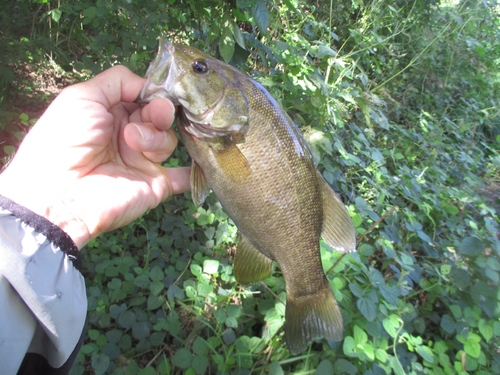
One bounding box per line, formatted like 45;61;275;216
138;37;356;355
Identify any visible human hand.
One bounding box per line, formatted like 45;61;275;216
0;65;190;249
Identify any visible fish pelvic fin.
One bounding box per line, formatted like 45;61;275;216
320;174;356;253
191;161;210;208
285;280;343;355
233;234;273;285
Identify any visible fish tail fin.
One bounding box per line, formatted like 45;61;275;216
285;280;343;355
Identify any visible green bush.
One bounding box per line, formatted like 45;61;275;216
1;0;499;374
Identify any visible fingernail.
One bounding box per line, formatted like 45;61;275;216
133;124;152;141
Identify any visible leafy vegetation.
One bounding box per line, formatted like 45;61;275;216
1;0;500;374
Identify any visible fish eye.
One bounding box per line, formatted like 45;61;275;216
192;60;209;74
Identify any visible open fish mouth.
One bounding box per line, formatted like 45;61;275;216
137;37;178;103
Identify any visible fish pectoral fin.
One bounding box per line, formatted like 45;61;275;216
233;234;273;285
191;161;210;208
285;280;343;355
320;174;356;253
212;138;251;182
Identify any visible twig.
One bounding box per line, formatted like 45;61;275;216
146;345;167;367
326;253;348;276
260;282;285;305
173;249;192;285
356;205;397;244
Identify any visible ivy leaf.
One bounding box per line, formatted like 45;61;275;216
251;0;269;34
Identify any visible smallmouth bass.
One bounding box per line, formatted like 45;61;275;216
138;38;356;355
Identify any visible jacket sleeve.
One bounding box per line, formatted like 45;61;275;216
0;195;87;375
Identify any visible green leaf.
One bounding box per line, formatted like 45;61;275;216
118;310;135;329
383;318;397;337
150;266;164;281
158;357;171;375
440;314;455;334
379;284;399;305
192;355;208;375
352;213;363;228
193;337;208;356
458;236;483;257
4;146;15;155
214;309;227;324
150;281;164;295
138;367;157;375
223;328;236;344
353;325;367;345
416;345;434;363
357;297;377;321
91;353;110;375
19;113;29;121
251;0;269;34
316;359;334;375
147;294;164;310
349;283;364;298
269;361;284;375
333;358;358;374
464;340;481;358
172;348;193;369
132;322;150;339
450;305;462;319
227;304;242;318
203;259;219;274
219;24;235;63
51;8;62;22
478;319;493;341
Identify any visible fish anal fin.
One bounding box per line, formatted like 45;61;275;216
191;161;210;208
320;174;356;253
285;280;343;355
233;234;273;285
212;138;251;182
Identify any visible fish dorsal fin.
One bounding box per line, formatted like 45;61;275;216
233;233;273;285
211;137;251;182
320;174;356;253
191;161;210;208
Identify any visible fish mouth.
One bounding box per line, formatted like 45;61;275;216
136;37;176;103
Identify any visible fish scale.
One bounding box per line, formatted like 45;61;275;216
138;38;356;355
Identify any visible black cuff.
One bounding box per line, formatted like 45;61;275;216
0;195;82;273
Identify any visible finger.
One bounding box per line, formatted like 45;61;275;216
124;123;178;163
129;97;175;131
63;65;145;110
166;167;191;195
142;97;175;131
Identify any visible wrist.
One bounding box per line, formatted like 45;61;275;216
0;177;91;250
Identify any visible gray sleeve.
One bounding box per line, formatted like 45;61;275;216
0;196;87;375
